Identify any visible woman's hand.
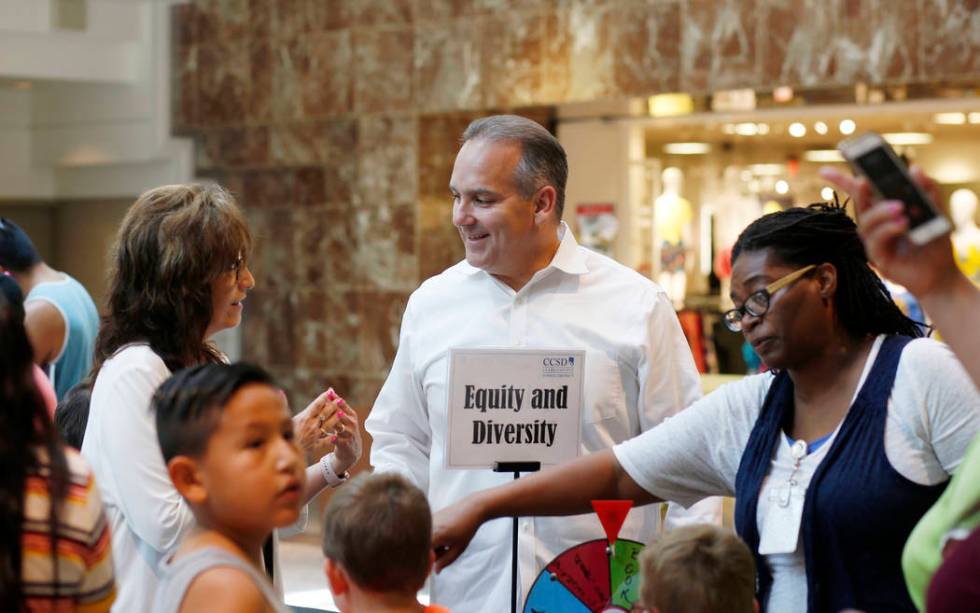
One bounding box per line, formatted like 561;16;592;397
327;392;362;475
432;496;488;573
292;389;362;467
820;165;959;298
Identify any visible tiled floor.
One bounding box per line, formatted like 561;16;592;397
280;532;336;612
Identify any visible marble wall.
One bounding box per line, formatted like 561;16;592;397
172;0;980;408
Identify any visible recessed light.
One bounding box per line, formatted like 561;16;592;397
821;186;835;201
814;121;828;135
789;122;806;137
775;180;790;195
934;112;966;125
735;123;759;136
663;142;711;155
839;119;856;135
804;150;845;162
968;112;980;124
882;132;933;146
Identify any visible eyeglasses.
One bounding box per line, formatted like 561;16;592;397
722;264;816;333
227;254;246;282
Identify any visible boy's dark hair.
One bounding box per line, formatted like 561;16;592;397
153;362;276;463
322;473;432;594
639;524;755;613
0;218;42;273
56;382;92;449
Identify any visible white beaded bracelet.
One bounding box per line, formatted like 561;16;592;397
320;453;349;488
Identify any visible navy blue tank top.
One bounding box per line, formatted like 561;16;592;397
734;335;947;612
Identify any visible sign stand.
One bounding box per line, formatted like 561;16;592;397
493;461;541;613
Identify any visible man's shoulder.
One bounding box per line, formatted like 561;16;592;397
411;260;476;298
576;246;665;299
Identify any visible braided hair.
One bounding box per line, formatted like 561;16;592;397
732;200;925;339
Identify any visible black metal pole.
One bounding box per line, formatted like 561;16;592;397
493;461;540;613
511;471;519;613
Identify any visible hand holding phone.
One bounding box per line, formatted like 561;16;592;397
837;132;951;245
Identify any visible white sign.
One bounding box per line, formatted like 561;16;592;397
446;348;585;469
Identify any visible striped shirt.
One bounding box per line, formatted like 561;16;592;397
22;448;115;612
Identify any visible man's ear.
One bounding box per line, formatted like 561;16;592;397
325;559;349;597
168;456;207;505
532;185;559;223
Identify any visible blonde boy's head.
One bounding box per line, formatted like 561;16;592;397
638;524;755;613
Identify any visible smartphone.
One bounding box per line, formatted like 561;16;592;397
837;132;951;245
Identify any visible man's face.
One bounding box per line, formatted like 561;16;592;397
450;139;542;287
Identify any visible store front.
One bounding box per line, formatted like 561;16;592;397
558;84;980;375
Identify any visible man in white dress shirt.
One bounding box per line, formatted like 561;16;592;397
365;115;719;613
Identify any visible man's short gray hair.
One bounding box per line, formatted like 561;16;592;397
462;115;568;219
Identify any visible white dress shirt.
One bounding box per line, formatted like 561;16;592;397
366;224;715;613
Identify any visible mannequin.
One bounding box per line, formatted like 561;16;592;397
950;188;980;282
654;167;693;309
711;166;763;308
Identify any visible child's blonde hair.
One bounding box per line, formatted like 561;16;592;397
639;524;755;613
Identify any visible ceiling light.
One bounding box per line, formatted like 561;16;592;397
803;149;845;163
749;164;785;176
882;132;933;146
773;86;794;103
757;123;770;135
789;122;806;137
839;119;856;135
814;121;828;135
933;112;966;125
735;123;759;136
722;123;737;135
821;186;835;201
969;112;980;124
648;93;694;117
775;180;790;195
663;142;711;155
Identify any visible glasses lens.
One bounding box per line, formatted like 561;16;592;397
745;291;770;317
722;310;742;332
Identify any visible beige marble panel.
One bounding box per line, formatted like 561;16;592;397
197;38;250;125
272;33;353;120
612;0;682;96
543;2;618;103
350;0;414;26
353;28;415;113
681;0;759;93
414;22;484;112
920;0;980;79
481;13;546;107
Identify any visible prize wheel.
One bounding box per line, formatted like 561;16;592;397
523;538;644;613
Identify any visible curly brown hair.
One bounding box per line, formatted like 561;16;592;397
93;183;252;373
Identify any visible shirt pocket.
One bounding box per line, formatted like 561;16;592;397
583;354;628;424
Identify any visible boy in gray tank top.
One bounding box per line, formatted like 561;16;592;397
151;363;305;613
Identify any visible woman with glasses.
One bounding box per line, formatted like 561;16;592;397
432;202;979;613
80;184;363;612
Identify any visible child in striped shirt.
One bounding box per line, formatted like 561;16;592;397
1;281;115;612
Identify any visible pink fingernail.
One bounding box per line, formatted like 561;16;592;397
338;410;346;418
326;388;337;401
330;435;338;443
337;398;346;407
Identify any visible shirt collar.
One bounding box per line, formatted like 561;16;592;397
459;222;589;277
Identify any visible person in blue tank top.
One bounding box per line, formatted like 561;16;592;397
430;202;980;613
0;218;99;399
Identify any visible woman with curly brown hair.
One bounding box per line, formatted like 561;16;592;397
80;184;362;612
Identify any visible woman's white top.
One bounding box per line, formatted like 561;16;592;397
614;336;980;609
81;344;302;612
